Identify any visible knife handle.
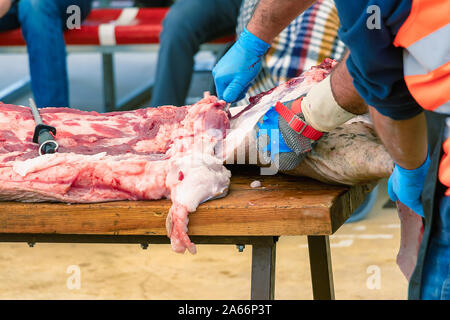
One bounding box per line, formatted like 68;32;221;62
33;124;58;155
33;124;56;144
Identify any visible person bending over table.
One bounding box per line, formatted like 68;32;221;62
0;0;92;108
213;0;449;300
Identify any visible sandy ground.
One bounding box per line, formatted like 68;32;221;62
0;181;409;300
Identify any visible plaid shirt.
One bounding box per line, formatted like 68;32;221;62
236;0;346;105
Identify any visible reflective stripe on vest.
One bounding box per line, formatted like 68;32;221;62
394;0;450;195
393;0;450;113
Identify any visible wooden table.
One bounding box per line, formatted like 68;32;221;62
0;165;373;300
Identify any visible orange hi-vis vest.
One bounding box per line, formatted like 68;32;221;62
393;0;450;195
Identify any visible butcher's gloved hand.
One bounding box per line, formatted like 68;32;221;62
257;98;323;171
257;75;356;171
212;28;270;103
388;154;430;217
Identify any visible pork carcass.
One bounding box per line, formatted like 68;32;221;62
0;95;230;254
225;60;422;278
0;59;396;256
225;58;393;183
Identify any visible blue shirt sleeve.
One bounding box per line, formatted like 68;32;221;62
334;0;423;120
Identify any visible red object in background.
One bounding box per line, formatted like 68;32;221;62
0;8;234;46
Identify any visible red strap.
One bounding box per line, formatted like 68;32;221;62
290;98;303;114
274;100;323;141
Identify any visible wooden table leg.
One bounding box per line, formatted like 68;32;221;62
251;239;276;300
307;235;335;300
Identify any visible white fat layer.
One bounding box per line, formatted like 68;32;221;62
13;152;107;177
224;79;316;162
168;151;230;212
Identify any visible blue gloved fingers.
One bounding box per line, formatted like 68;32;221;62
257;106;292;158
387;174;398;202
388;168;424;216
222;77;254;103
223;79;253;103
212;28;270;103
213;69;256;102
387;154;430;218
222;79;246;103
235;83;253;102
213;75;228;100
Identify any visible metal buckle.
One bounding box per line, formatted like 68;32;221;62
288;115;307;135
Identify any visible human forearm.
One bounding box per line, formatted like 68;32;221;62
0;0;11;18
369;107;427;170
372;107;429;216
213;0;318;103
330;52;367;115
301;54;367;132
247;0;316;44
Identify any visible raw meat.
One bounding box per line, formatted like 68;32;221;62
226;59;419;282
286;119;394;185
224;58;338;163
0;95;230;254
225;58;393;184
0;59;396;256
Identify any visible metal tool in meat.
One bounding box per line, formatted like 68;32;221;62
29;98;59;155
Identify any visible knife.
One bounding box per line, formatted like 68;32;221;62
29;98;59;156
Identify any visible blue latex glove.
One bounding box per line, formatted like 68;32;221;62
256;106;292;161
388;154;430;217
212;28;270;103
256;101;317;171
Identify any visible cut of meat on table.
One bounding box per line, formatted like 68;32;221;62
0;95;230;254
224;58;339;163
0;61;343;255
0;59;395;255
226;58;393;185
286;118;393;185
